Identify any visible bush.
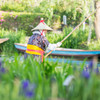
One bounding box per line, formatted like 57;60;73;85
88;40;100;50
0;29;26;55
46;26;96;50
1;3;26;12
0;11;61;36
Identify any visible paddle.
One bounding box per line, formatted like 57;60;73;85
44;9;97;58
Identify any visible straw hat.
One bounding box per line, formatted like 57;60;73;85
32;18;53;31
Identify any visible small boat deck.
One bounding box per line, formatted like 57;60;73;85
14;43;100;57
0;38;9;44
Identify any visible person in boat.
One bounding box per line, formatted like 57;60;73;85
24;18;62;62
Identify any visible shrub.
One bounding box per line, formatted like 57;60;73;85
0;29;26;54
0;11;61;36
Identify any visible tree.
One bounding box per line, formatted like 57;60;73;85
94;0;100;40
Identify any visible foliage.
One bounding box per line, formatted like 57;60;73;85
0;11;47;36
0;53;91;100
1;3;26;12
0;0;34;12
0;28;26;54
0;54;100;100
0;55;60;99
34;0;54;25
0;0;95;27
53;0;82;26
0;26;99;55
88;40;100;50
0;0;100;99
0;11;61;35
65;60;100;100
46;26;98;50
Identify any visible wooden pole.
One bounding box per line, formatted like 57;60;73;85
93;55;98;69
44;9;97;58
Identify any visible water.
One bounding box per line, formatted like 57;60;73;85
0;55;100;67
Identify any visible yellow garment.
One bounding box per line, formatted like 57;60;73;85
26;44;44;55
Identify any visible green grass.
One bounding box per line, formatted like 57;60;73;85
0;53;100;100
0;54;82;99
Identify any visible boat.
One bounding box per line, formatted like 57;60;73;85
14;43;100;58
0;38;9;44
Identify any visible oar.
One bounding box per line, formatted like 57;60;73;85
44;9;97;58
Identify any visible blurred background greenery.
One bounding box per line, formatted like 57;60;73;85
0;0;100;54
0;0;100;100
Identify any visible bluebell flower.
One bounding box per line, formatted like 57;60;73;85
82;70;90;79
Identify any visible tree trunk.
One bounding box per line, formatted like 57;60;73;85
87;17;92;44
94;1;100;40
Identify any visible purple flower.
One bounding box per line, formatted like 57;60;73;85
85;66;89;71
24;53;27;59
38;16;40;19
22;80;29;89
0;67;5;73
82;70;90;79
94;67;99;74
96;67;99;73
0;60;2;67
25;90;34;98
0;60;5;73
88;60;93;70
0;60;6;77
14;15;18;19
20;80;35;98
9;13;13;17
0;19;5;22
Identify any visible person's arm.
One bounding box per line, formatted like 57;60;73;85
46;42;62;51
42;36;62;51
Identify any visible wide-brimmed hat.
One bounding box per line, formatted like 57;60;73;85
32;18;53;31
